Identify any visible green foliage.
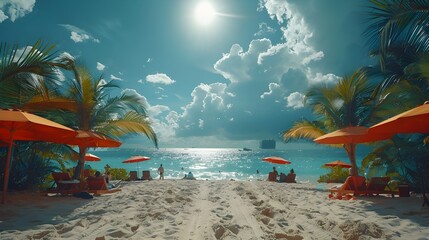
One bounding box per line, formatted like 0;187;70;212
318;166;350;183
0;142;64;191
109;168;128;180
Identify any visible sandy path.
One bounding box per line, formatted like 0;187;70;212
1;180;428;240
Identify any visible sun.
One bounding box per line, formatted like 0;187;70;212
194;1;215;26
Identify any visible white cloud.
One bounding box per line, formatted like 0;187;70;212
254;22;276;36
260;82;281;99
96;62;106;71
146;73;176;85
0;10;8;22
70;31;90;43
0;0;35;23
148;105;170;117
110;74;123;81
307;70;340;85
59;24;100;43
286;92;305;109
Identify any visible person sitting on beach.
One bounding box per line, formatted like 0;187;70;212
94;171;116;189
285;169;297;183
279;172;286;182
184;172;196;180
104;164;111;183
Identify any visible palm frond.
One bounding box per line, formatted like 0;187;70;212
282;120;326;142
96;111;158;148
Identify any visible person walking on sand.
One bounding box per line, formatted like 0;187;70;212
158;164;164;180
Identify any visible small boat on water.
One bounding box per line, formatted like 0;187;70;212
239;147;252;151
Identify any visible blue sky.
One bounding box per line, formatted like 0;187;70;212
0;0;374;148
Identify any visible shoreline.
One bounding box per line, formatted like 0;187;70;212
1;180;428;239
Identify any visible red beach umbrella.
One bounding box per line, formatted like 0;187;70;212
0;109;77;204
123;156;151;163
123;156;151;178
85;153;101;162
324;160;352;168
262;156;291;165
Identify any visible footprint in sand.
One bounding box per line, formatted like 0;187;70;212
108;230;127;238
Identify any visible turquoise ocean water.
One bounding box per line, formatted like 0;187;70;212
83;147;369;183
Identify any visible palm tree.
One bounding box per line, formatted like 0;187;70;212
364;0;429;70
24;64;158;179
283;69;380;176
0;40;73;108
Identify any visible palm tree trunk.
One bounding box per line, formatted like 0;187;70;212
73;146;87;180
344;143;358;176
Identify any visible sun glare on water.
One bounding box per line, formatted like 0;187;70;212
194;1;215;26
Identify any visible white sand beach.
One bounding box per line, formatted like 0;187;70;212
1;180;428;240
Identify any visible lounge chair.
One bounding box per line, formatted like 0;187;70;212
141;170;153;180
268;172;277;182
83;169;91;178
329;176;366;199
44;172;81;195
357;177;398;197
129;171;138;181
87;176;121;194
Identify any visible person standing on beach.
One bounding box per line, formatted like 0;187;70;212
158;164;164;180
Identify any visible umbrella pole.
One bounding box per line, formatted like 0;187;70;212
2;141;13;204
137;162;140;178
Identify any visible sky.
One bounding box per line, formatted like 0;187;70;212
0;0;375;149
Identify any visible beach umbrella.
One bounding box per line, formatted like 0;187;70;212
314;126;389;144
123;156;151;178
0;109;77;204
262;156;291;164
314;126;389;176
369;102;429;136
324;160;352;168
64;130;122;179
85;153;101;162
368;102;429;206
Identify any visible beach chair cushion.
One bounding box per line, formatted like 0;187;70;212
129;171;138;181
46;172;81;195
142;170;152;180
87;176;121;194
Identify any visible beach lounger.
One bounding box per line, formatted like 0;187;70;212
329;176;366;199
87;176;121;194
357;177;398;197
44;172;81;195
141;170;153;180
129;171;138;181
83;169;91;178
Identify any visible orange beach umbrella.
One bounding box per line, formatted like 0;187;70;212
65;130;121;178
262;156;291;164
314;126;389;144
369;102;429;136
0;109;77;204
324;160;352;168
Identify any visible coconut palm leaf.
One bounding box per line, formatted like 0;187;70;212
282;120;326;142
